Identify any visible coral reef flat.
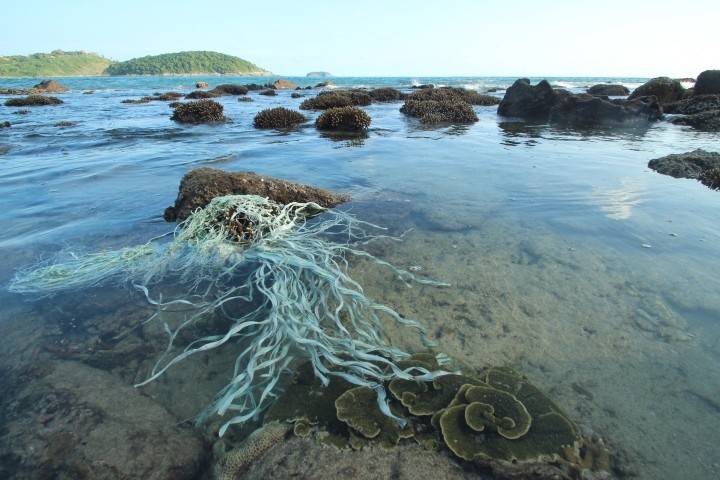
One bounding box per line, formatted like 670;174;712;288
0;74;719;480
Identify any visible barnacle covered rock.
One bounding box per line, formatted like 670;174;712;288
315;106;371;131
699;166;720;190
170;99;229;124
253;107;307;129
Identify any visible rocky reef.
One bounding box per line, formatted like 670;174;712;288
399;87;497;125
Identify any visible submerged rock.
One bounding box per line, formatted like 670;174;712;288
0;360;208;480
164;167;350;221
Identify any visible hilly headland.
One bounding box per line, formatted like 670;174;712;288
0;50;272;77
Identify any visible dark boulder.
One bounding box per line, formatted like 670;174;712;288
549;94;661;126
647;149;720;179
628;77;685;105
671;109;720;131
0;121;10;128
209;84;249;96
170;99;229;124
497;79;570;120
586;84;630;96
164;168;350;222
693;70;720;96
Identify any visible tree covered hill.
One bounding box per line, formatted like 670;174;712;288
0;50;113;77
103;51;272;76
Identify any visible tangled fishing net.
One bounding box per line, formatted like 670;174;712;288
9;195;451;435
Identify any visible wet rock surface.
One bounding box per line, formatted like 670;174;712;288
164;167;351;221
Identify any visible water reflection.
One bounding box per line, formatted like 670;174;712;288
499;120;652;147
319;131;367;147
588;178;646;220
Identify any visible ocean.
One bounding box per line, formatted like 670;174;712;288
0;75;718;479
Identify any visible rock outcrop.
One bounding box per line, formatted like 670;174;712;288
497;79;567;120
586;84;630;96
647;149;720;179
550;94;661;126
628;77;685;106
693;70;720;96
498;78;660;126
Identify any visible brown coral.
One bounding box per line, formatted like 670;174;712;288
315;106;371;131
170;99;229;124
253;107;307;129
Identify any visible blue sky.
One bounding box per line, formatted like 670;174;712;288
1;0;717;77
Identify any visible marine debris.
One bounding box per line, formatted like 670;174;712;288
9;195;450;435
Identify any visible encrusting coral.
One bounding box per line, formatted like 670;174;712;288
263;354;613;479
9;195;450;436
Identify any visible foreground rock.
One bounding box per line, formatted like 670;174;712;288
0;360;208;479
164;167;351;221
239;436;485;480
647;149;720;179
664;94;720;114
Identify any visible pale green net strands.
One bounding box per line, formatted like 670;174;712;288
9;195;452;436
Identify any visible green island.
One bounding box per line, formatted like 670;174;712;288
104;51;272;76
0;50;113;77
0;50;272;77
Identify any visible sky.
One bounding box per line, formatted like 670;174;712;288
1;0;717;78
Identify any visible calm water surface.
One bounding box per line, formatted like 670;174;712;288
1;75;718;479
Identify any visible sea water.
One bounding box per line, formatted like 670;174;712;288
0;75;718;479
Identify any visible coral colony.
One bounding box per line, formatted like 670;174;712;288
9;195;451;435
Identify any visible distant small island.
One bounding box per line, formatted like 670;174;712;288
105;51;272;76
0;50;272;78
306;71;332;77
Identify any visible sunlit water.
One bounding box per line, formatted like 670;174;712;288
1;75;719;479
